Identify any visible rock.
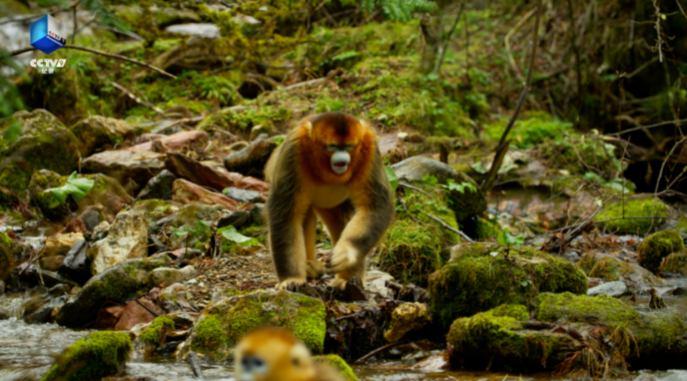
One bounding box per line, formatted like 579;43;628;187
166;152;269;193
58;240;92;284
172;179;240;210
148;266;196;287
249;203;265;225
222;134;278;178
79;208;102;232
185;290;326;360
447;294;687;372
222;187;261;203
364;270;395;298
41;233;84;271
313;355;358;381
28;169;73;221
428;243;588;329
92;304;125;329
578;253;663;292
88;211;150;275
125;130;208;153
14;264;76;288
391;156;486;223
56;254;171;328
659;252;687;275
587;281;627;297
384;303;432;343
80;174;134;218
594;196;669;234
138;314;175;347
638;230;684;273
81;149;165;186
113;297;165;331
0;109;81;206
41;331;132;381
137;169;177;200
71;116;135;157
217;210;251;229
165;23;221;38
159;283;196;313
25;295;67;324
0;231;25;282
171;202;220;249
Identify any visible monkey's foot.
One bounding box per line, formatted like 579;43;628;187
306;259;325;279
275;278;306;291
325;248;357;274
329;277;348;289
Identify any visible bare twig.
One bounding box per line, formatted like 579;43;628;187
605;118;687;137
420;211;473;242
434;0;466;74
109;81;165;114
677;0;687;21
11;45;176;79
278;77;327;91
504;7;537;81
354;341;410;363
653;0;664;63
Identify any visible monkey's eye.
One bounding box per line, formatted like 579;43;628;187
326;145;338;152
292;357;300;367
344;145;354;152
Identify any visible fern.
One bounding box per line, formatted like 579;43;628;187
340;0;436;22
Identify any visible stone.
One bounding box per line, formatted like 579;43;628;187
184;290;326;360
88;211;150;275
428;243;588;329
165;23;221;38
217;210;251;229
70;116;135;157
223;134;278;178
81;149;165;186
0;109;81;206
659;252;687;275
222;187;261;203
125;130;208;153
58;240;92;285
25;295;67;324
159;283;196;313
79;208;102;232
587;281;628;298
384;303;432;343
27;169;73;221
55;254;171;328
166;152;269;193
0;231;24;282
391;156;486;222
148;266;196;287
578;252;665;293
172;179;239;210
249;203;265;225
364;270;395;298
637;230;684;273
113;297;164;331
41;233;85;271
137;169;177;200
41;331;132;381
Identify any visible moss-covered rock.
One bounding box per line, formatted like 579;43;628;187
188;290;326;360
314;355;358;381
0;231;23;281
475;217;500;239
578;253;663;292
0;109;81;206
70;116;135;157
169;202;219;250
139;314;176;347
55;254;171;328
428;243;588;328
594;197;669;234
659;252;687;275
638;230;684;273
41;331;132;381
383;302;432;343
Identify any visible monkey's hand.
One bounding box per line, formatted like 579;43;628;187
306;259;325;279
275;277;306;291
325;242;359;275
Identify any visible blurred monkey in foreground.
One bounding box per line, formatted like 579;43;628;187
264;112;394;290
234;327;345;381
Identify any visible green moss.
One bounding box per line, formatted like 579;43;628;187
428;243;588;328
594;197;669;235
659;252;687;274
191;290;326;360
536;131;622;175
533;292;639;326
41;332;132;381
475;217;500;239
139;314;175;346
588;256;634;282
638;230;684;273
485;111;572;149
314;355;358;381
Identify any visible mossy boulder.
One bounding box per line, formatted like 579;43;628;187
55;254;172;328
189;290;326;360
314;355;358;381
0;231;23;281
659;253;687;275
139;314;176;347
41;331;132;381
170;202;220;249
391;156;486;223
594;197;669;234
638;230;684;273
0;109;81;206
428;243;588;328
578;253;663;292
475;217;500;239
375;189;459;286
70;116;135;157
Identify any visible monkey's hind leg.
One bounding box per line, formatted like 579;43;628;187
330;257;366;289
303;206;324;279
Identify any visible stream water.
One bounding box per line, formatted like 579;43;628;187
0;317;686;381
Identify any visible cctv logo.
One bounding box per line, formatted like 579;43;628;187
30;15;66;54
30;59;67;67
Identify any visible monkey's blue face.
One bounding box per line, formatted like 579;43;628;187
327;144;354;174
239;355;267;381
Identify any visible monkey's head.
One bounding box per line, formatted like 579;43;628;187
303;112;372;183
234;327;317;381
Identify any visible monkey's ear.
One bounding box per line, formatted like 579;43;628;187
359;118;370;130
304;121;313;137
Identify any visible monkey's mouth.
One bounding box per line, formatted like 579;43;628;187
331;162;349;174
330;151;350;174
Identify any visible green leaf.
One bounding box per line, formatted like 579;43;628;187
218;226;259;247
441;179;476;194
421;174;438;186
384;166;398;192
520;281;529;287
496;229;525;249
43;172;95;208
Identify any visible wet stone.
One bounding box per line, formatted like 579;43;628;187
587;281;628;298
217;210;251;229
249;203;265;225
137;169;177;201
222;187;261;203
79;209;102;232
58;240;92;285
